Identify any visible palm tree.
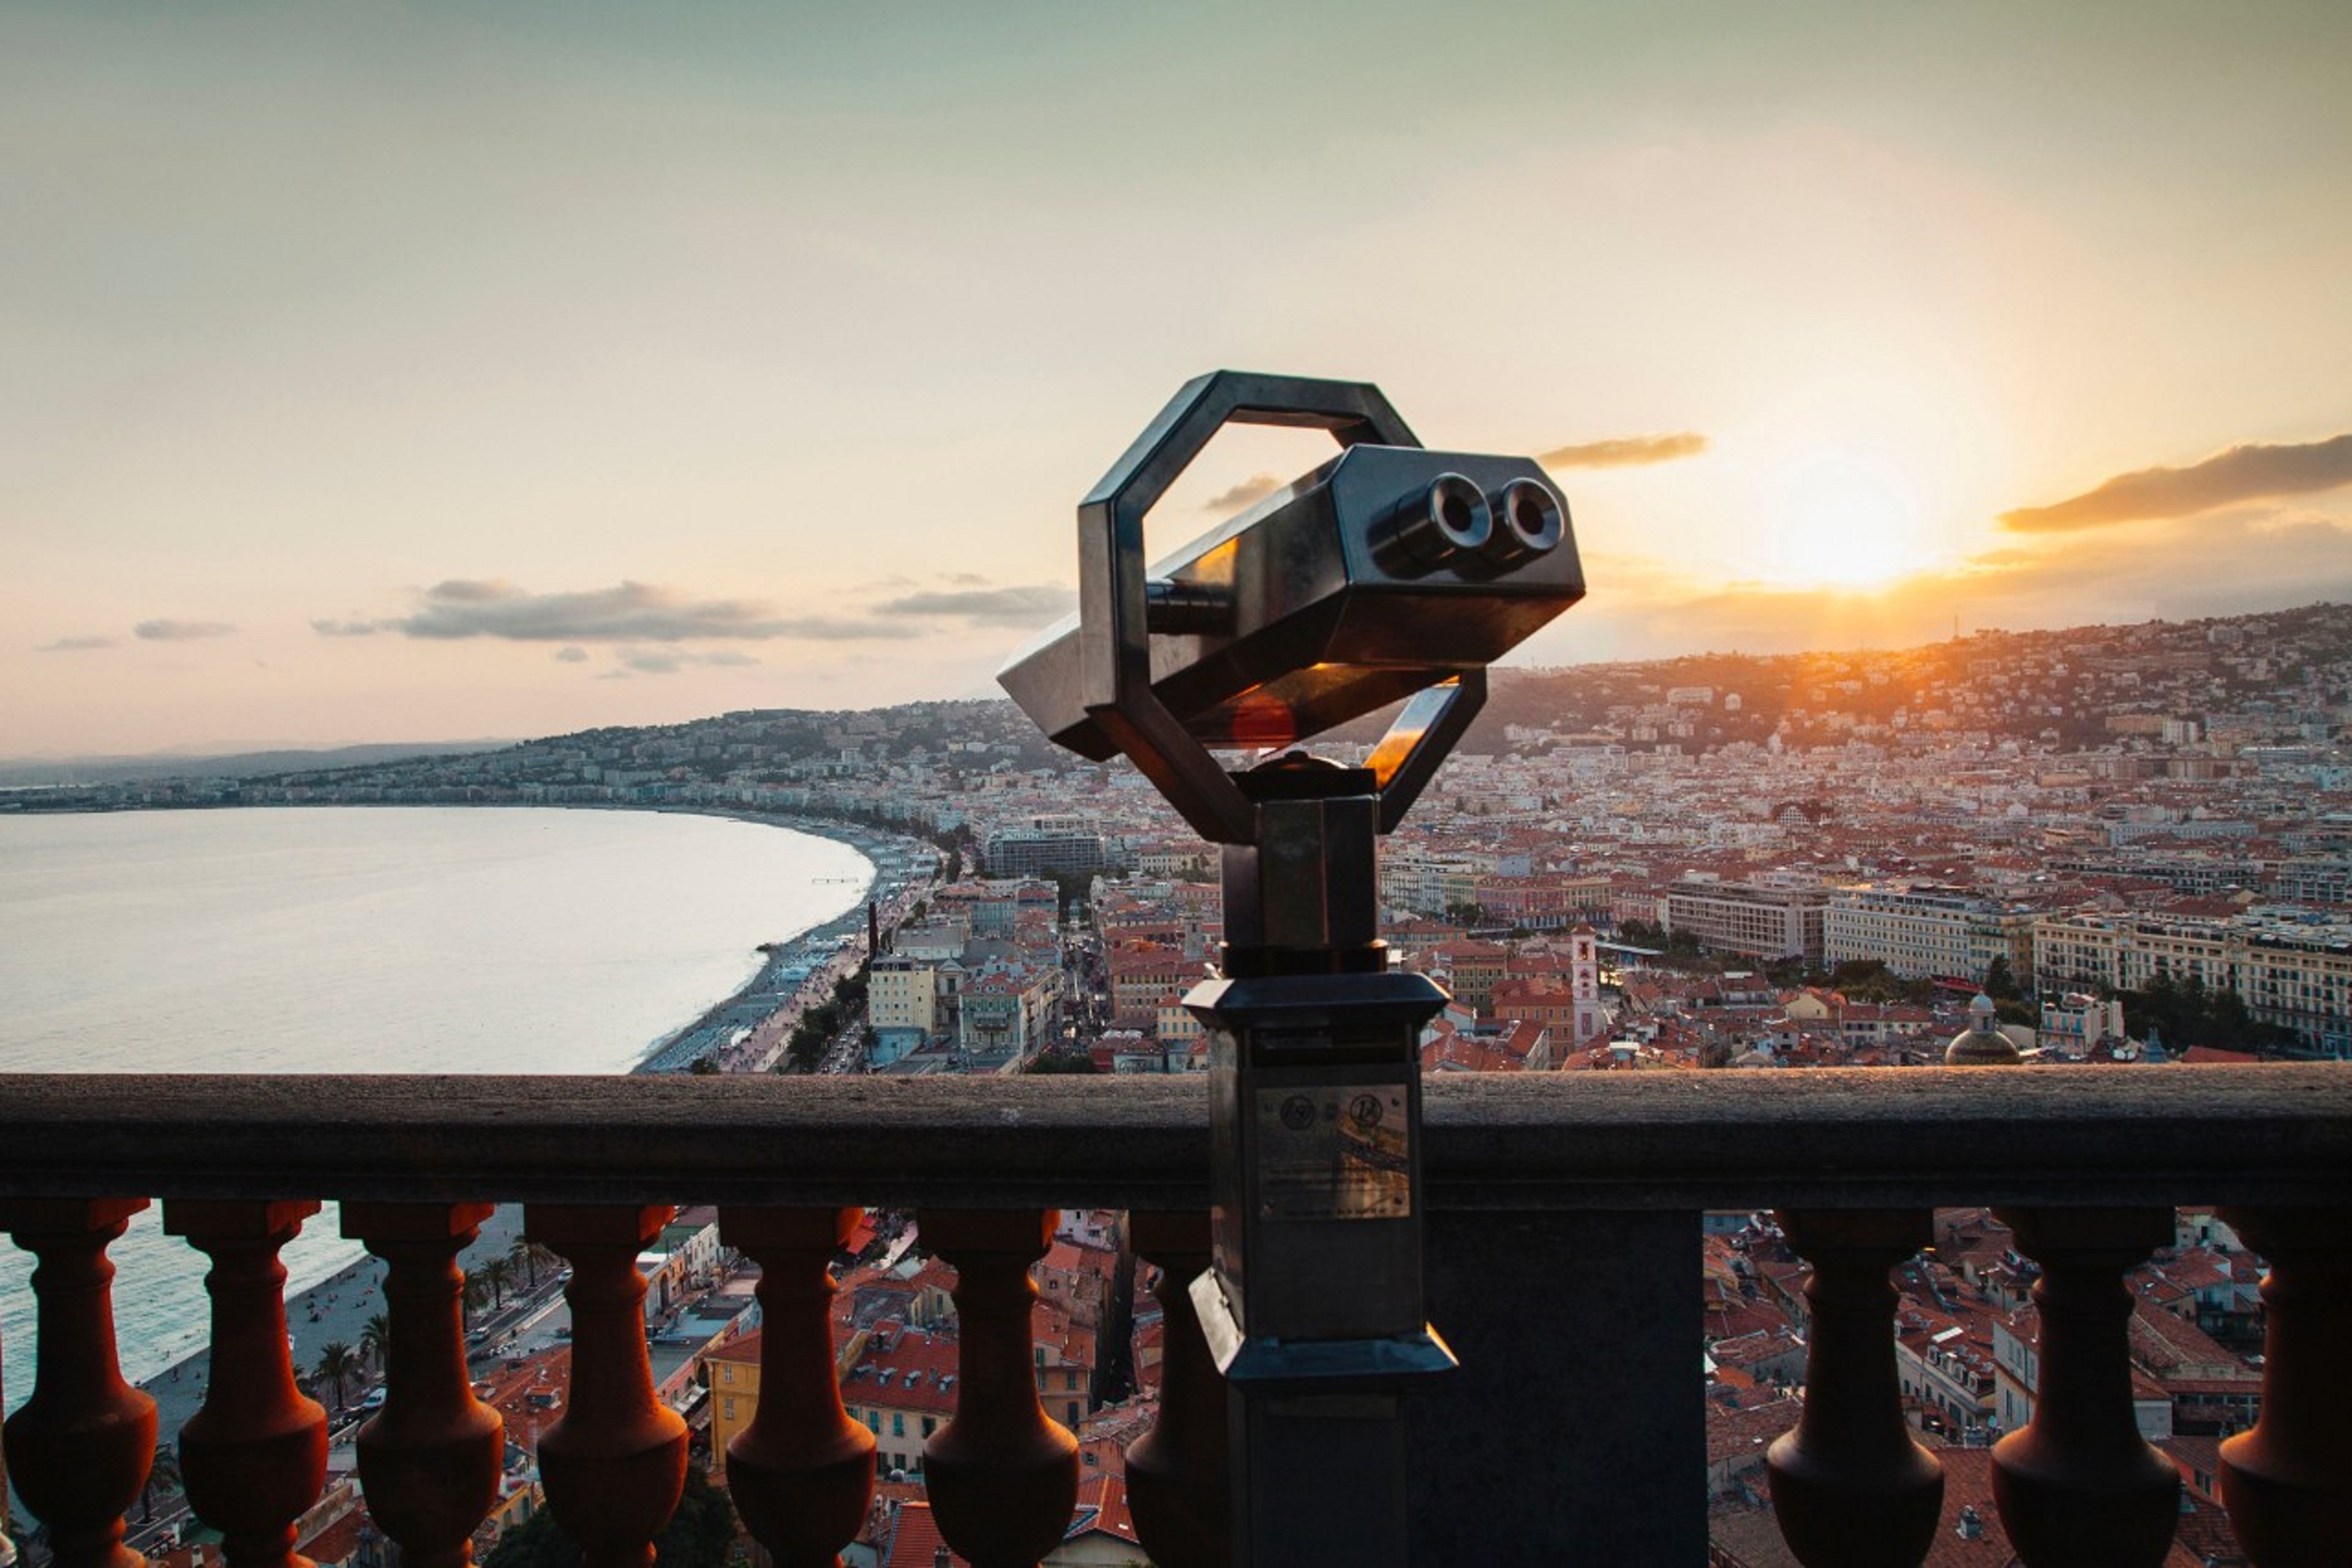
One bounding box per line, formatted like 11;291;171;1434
511;1237;562;1292
461;1268;490;1329
481;1256;514;1311
140;1445;183;1523
360;1311;391;1373
314;1342;359;1415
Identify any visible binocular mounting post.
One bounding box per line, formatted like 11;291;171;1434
1186;752;1456;1567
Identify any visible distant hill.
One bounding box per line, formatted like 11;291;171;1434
0;740;514;788
10;599;2344;796
1325;599;2351;755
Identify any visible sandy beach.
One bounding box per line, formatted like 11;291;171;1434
631;812;936;1075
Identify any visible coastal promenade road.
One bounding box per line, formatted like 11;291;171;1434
636;817;933;1076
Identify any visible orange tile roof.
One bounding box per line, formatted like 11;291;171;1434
882;1501;969;1568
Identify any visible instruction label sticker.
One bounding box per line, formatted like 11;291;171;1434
1253;1083;1411;1221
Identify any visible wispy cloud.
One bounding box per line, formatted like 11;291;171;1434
2001;433;2352;532
620;650;687;674
1205;473;1284;511
873;583;1076;625
558;642;760;677
318;579;913;643
134;619;237;641
1539;432;1708;470
37;635;116;652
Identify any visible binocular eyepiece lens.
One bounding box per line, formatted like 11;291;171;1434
1482;478;1565;568
1374;472;1493;575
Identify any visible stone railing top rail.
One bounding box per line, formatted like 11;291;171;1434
1;1063;2344;1212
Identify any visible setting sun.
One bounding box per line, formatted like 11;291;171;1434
1771;453;1925;590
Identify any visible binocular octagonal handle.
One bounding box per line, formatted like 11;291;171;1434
1074;372;1457;843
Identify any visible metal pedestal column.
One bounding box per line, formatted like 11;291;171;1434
1186;757;1455;1566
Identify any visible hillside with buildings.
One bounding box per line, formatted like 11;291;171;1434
9;602;2343;1565
10;601;2348;1068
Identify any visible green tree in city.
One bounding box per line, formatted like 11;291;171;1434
1982;954;2021;1001
484;1466;738;1568
2119;971;2301;1054
461;1268;491;1328
360;1311;392;1372
481;1256;514;1310
1829;959;1907;1003
1047;868;1095;919
510;1235;557;1290
141;1445;184;1523
314;1342;359;1414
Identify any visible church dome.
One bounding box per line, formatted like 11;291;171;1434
1945;992;2021;1066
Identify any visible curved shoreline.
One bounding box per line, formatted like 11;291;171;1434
624;807;939;1074
4;802;941;1442
0;796;938;1077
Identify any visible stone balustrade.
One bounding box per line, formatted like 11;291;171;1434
1;1066;2345;1567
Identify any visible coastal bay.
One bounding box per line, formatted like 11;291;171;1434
0;804;930;1417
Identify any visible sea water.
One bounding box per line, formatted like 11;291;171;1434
0;805;870;1407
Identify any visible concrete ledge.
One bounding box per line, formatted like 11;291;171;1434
1423;1063;2352;1210
0;1064;2344;1210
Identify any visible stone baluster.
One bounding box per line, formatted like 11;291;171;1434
1991;1207;2180;1566
2214;1206;2348;1567
716;1207;876;1568
1122;1211;1229;1568
528;1205;688;1568
1765;1208;1942;1568
920;1209;1079;1568
0;1199;157;1568
341;1202;506;1568
162;1200;330;1568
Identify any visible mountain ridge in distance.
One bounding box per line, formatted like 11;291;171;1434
0;740;517;789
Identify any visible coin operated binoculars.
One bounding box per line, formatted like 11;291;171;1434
1000;371;1585;1564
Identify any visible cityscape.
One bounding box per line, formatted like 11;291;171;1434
4;3;2347;1561
5;598;2345;1564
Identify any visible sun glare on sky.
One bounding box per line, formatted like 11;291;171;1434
1769;453;1927;592
3;3;2349;756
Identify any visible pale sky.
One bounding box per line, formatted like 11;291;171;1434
6;1;2349;757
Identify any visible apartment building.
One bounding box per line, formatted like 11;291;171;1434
1664;879;1830;963
957;965;1060;1064
983;818;1107;878
1823;884;2035;982
2032;910;2352;1057
867;954;938;1064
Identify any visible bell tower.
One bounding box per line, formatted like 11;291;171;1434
1570;923;1605;1046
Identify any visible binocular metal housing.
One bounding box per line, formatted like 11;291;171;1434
997;371;1585;842
1001;442;1581;758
